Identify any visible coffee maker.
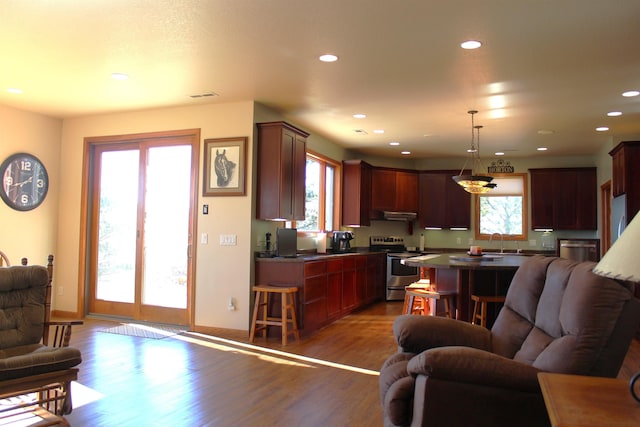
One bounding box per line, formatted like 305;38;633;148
331;231;354;253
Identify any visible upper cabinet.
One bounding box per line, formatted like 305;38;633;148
610;141;640;222
342;160;372;227
529;167;597;230
371;168;418;214
256;121;309;220
418;170;471;229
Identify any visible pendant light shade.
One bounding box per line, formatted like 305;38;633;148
452;110;495;193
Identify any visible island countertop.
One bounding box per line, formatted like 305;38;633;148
402;253;529;270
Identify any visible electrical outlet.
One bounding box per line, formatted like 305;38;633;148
57;286;64;296
201;233;208;244
468;238;474;245
456;237;462;244
529;239;537;247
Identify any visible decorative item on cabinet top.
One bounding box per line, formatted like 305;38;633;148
203;137;247;196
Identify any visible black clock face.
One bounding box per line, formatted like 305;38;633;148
0;153;49;211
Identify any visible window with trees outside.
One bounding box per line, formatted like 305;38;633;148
293;151;340;233
474;173;528;242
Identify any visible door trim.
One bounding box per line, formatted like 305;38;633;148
78;129;200;327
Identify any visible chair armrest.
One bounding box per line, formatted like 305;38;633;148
393;315;491;354
45;320;83;348
407;346;542;393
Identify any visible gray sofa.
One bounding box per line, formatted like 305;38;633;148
379;256;640;427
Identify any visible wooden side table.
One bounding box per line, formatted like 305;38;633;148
538;372;640;426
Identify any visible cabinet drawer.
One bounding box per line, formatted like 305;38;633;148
304;275;327;301
327;258;343;273
304;261;326;277
343;257;356;270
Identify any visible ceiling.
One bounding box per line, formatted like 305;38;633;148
2;0;640;159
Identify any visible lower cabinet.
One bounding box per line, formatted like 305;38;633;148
254;253;385;336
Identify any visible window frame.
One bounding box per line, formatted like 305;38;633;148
474;173;528;241
292;150;341;235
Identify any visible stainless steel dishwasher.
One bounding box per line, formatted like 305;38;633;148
557;239;600;262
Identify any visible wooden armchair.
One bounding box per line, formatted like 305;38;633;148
0;255;82;422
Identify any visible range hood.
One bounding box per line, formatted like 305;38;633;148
382;211;417;221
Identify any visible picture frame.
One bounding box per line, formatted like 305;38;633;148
203;137;247;196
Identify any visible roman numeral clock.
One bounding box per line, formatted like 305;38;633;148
0;153;49;211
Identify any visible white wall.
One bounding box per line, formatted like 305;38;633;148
0;105;62;267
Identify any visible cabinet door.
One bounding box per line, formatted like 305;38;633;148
326;259;342;318
371;169;396;211
342;160;372;226
418;172;446;228
445;175;471;228
396;171;418;213
292;131;307;220
530;170;555;229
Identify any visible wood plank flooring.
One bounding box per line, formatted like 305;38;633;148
63;302;639;427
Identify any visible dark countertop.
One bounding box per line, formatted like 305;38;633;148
255;249;386;262
402;253;529;270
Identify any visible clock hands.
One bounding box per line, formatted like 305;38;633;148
8;177;33;188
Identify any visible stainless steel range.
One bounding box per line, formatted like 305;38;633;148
370;236;420;301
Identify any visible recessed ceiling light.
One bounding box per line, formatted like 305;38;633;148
495;152;505;156
373;129;385;134
353;113;366;119
319;54;338;62
537;147;548;151
7;88;23;94
460;40;482;50
537;129;555;135
607;111;622;117
401;151;411;155
111;73;129;80
389;141;400;146
596;126;609;132
622;90;639;97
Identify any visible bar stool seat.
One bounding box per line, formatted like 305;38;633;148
404;286;456;319
250;285;300;345
471;294;507;327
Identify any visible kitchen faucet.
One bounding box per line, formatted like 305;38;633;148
489;232;504;253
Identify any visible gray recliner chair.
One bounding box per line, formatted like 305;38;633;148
379;256;640;427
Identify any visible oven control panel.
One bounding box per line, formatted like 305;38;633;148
370;235;405;246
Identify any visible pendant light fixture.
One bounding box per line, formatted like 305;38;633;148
452;110;496;193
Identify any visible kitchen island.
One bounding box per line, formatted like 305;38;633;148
403;253;529;325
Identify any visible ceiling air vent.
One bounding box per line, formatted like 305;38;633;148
189;92;219;99
354;129;368;135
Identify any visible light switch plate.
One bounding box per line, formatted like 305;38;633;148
220;234;237;246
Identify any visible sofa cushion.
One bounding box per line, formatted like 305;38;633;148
0;344;82;380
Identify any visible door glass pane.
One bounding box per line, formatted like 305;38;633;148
142;145;191;309
96;150;139;303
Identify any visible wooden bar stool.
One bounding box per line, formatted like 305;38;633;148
471;294;506;327
404;286;456;319
249;285;300;345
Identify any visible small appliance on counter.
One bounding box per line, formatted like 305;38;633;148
276;228;298;258
331;231;354;253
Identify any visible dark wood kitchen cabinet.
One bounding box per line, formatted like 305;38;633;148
529;167;597;230
610;141;640;223
254;253;385;337
418;170;471;229
256;121;309;220
371;167;418;214
342;160;372;226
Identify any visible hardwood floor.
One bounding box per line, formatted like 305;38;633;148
63;302;640;427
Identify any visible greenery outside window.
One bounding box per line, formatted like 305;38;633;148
474;173;528;242
293;151;340;233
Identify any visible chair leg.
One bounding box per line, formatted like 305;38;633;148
249;290;263;342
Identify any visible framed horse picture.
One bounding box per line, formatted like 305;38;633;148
203;137;247;196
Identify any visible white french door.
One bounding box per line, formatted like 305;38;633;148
87;131;198;325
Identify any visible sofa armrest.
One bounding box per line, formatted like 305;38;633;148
407;346;542;393
393;315;491;354
45;320;84;348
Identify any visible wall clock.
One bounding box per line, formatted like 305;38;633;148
0;152;49;211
